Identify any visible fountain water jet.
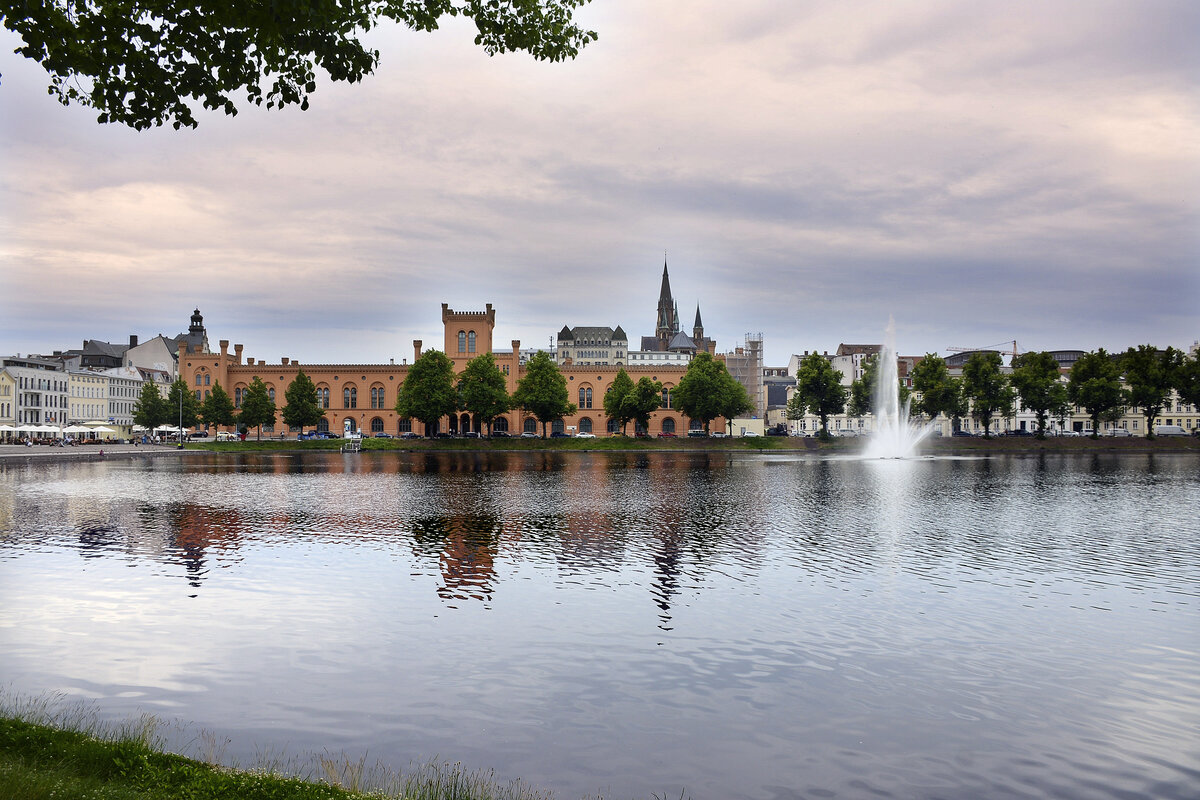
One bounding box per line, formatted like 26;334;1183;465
863;317;934;459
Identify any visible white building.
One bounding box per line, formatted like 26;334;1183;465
3;355;70;426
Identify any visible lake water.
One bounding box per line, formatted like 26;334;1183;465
1;451;1198;799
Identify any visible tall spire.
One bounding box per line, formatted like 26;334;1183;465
693;304;704;341
655;254;677;348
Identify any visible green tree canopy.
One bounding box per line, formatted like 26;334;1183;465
238;377;277;440
132;381;171;430
603;368;636;434
910;353;965;425
961;351;1015;438
1175;350;1200;411
673;352;735;434
1010;351;1069;439
458;352;511;436
848;354;878;418
282;369;325;432
2;0;598;130
1121;345;1181;437
623;376;663;435
1068;349;1123;438
396;349;458;437
718;376;754;435
787;353;847;438
165;378;200;431
199;380;237;430
513;351;575;437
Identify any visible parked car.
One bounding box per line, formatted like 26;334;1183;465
657;432;676;438
400;432;420;439
215;431;238;441
951;430;972;437
550;431;569;438
1154;425;1187;436
1107;428;1132;437
317;431;338;439
687;430;707;438
490;431;511;438
710;431;727;438
520;432;539;438
373;432;393;438
462;431;481;438
1006;429;1033;437
743;430;761;437
576;432;596;439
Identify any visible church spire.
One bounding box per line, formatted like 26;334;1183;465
655;255;677;347
693;304;704;341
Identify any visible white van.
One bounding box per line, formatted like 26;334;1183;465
1153;425;1187;437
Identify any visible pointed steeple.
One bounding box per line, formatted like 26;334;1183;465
655;255;677;348
693;304;704;341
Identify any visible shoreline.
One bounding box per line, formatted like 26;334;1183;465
2;435;1196;464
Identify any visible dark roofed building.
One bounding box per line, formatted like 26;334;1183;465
556;325;629;366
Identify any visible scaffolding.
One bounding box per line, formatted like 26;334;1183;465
724;333;764;417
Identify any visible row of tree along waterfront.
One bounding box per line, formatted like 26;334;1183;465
134;350;753;439
787;345;1200;439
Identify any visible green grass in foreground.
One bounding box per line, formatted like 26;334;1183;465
0;700;561;800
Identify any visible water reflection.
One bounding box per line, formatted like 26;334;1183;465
1;452;1198;800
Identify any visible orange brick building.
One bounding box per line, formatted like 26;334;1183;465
179;302;724;437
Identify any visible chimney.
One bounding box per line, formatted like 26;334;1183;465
129;334;138;348
282;357;290;366
414;340;423;361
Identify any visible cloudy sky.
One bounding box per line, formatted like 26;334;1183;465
1;1;1197;367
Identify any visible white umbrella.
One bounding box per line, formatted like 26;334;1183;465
132;424;147;432
154;424;181;432
0;424;15;432
64;425;91;434
35;425;59;434
90;426;117;434
16;424;39;433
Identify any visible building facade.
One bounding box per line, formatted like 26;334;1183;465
178;302;725;438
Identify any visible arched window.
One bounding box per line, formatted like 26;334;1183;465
204;390;211;401
195;374;202;386
234;386;244;407
523;417;537;434
371;385;385;409
661;386;672;409
458;330;466;352
661;417;676;434
268;387;275;403
689;418;703;431
580;417;593;433
607;418;619;433
195;389;202;402
578;385;592;409
343;417;357;433
317;386;330;409
493;416;509;432
370;417;384;433
551;419;565;435
468;331;476;353
204;373;211;386
397;418;412;433
343;385;357;408
317;417;330;433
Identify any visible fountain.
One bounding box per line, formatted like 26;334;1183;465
863;317;934;459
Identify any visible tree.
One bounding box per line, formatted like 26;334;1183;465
674;351;734;434
165;378;200;431
3;1;598;130
623;376;663;435
513;351;575;437
603;368;636;434
961;351;1015;438
1010;352;1069;439
282;369;325;433
133;381;171;430
1175;350;1200;412
788;353;847;438
396;349;458;437
910;353;965;427
238;377;277;440
1121;345;1180;438
1068;349;1123;438
848;354;878;418
718;376;754;436
199;380;237;431
458;353;511;436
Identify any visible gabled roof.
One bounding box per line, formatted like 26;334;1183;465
612;325;627;341
667;331;696;351
557;326;575;341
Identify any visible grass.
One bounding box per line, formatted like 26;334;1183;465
183;435;800;453
0;694;572;800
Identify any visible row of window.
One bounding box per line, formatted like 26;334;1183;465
16;376;68;392
457;331;477;353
